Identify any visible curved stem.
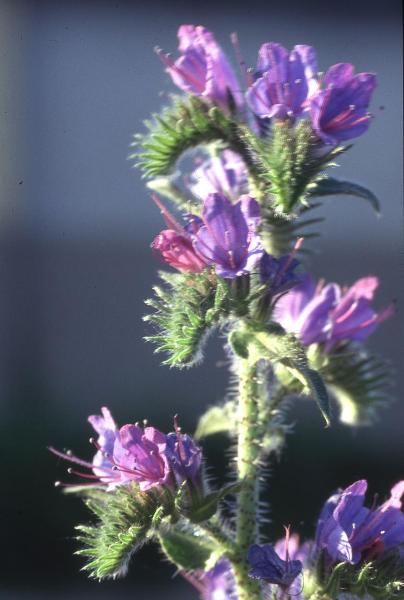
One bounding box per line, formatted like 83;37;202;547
232;356;264;599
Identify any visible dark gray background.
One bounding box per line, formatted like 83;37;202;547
0;0;402;598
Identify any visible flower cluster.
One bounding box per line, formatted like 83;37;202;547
246;480;404;598
50;407;202;493
274;274;394;351
152;192;263;278
50;22;399;600
160;26;377;145
316;479;404;565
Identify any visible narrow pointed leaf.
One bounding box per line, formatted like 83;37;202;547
310;177;380;214
158;527;217;570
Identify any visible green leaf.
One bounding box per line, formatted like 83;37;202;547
309;177;380;214
317;344;392;426
186;482;242;524
245;324;331;426
75;484;159;580
158;527;217;570
194;400;237;439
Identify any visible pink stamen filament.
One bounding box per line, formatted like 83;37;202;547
333;300;359;324
151;193;185;234
273;237;303;289
230;31;253;88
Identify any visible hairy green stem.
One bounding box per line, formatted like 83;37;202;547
233;357;264;599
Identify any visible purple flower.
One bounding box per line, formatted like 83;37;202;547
247;543;303;589
113;424;171;491
157;25;242;113
87;407;119;481
50;408;172;492
188;150;248;202
165;418;202;484
190;193;263;278
309;63;377;144
246;42;318;119
274;274;393;350
183;559;236;600
151;229;208;273
260;253;301;297
316;480;404;564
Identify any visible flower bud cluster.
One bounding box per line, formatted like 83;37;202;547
51;407;202;494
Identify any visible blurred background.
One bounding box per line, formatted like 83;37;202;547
0;0;402;597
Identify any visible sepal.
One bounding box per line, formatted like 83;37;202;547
131;95;257;181
144;271;228;367
74;483;163;580
317;551;404;599
240;119;349;214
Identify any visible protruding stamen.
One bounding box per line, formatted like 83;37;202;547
151;193;184;234
230;31;253;88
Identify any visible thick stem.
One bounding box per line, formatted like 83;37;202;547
233;357;264;600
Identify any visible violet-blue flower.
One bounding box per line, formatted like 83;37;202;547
309;63;377;144
188;150;248;202
190;193;263;279
274;274;393;350
157;25;242;113
165;418;202;484
246;42;318;120
247;542;303;588
87;406;119;481
315;480;404;564
260;253;301;297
